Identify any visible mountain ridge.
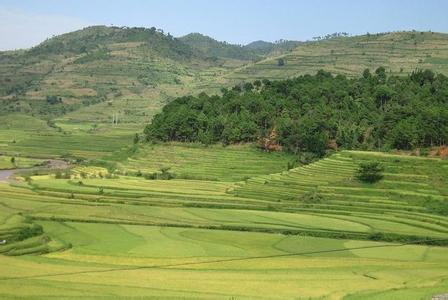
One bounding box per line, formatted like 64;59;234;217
1;26;448;125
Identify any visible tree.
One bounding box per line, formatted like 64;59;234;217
277;58;285;66
10;157;15;165
387;118;422;150
362;68;371;79
375;67;387;83
46;95;62;105
133;133;139;144
243;82;254;92
356;162;384;183
374;85;393;110
144;68;447;155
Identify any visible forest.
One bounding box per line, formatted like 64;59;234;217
145;68;448;155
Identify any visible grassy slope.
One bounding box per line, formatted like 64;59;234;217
3;30;448;126
2;30;448;161
2;29;448;299
223;31;448;83
0;148;447;299
117;143;296;181
0;26;239;126
0;114;132;159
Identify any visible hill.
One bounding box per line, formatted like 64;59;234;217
1;26;448;300
223;31;448;83
179;33;301;60
1;28;448;163
145;69;448;155
0;26;232;124
179;32;258;60
244;39;302;55
1;28;448;129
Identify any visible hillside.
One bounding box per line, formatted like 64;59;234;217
145;69;448;155
224;31;448;83
179;33;301;60
1;24;448;300
0;26;235;125
179;33;258;60
1;28;448;129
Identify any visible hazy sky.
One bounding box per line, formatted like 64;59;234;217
1;0;447;50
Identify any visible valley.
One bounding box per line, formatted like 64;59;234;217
0;25;448;299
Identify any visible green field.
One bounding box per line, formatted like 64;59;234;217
224;31;448;84
116;143;296;181
1;145;447;299
1;26;448;299
0;114;134;159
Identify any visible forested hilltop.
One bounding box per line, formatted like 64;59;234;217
145;68;448;155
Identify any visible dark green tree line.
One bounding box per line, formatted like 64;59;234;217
145;68;448;155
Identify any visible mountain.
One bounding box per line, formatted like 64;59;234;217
1;27;448;126
179;33;259;60
224;31;448;83
244;40;302;55
30;25;197;60
179;33;301;60
0;26;225;122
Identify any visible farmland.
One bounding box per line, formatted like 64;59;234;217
0;145;448;299
1;25;448;299
224;31;448;84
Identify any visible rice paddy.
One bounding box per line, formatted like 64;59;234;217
0;144;447;299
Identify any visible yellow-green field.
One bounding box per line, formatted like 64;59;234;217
0;114;133;159
2;27;448;299
224;31;448;84
0;146;447;299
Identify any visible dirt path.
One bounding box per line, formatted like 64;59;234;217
0;159;70;183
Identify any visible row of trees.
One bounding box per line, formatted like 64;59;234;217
145;68;448;156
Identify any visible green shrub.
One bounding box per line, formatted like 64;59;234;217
355;162;384;183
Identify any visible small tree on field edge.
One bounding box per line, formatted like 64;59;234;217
355;162;384;183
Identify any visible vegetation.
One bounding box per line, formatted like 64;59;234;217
356;161;384;183
114;143;295;181
0;148;448;299
1;26;448;300
224;31;448;83
179;33;301;61
145;69;448;155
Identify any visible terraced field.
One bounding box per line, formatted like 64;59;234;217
0;114;134;159
0;146;447;299
224;31;448;83
118;143;296;181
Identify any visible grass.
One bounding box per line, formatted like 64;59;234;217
0;113;134;159
0;155;44;169
114;142;296;181
1;223;448;299
2;27;448;298
3;30;448;136
0;145;448;299
222;31;448;84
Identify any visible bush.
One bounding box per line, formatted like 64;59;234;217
46;95;62;105
355;162;384;183
301;189;324;203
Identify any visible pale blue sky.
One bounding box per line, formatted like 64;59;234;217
0;0;447;50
